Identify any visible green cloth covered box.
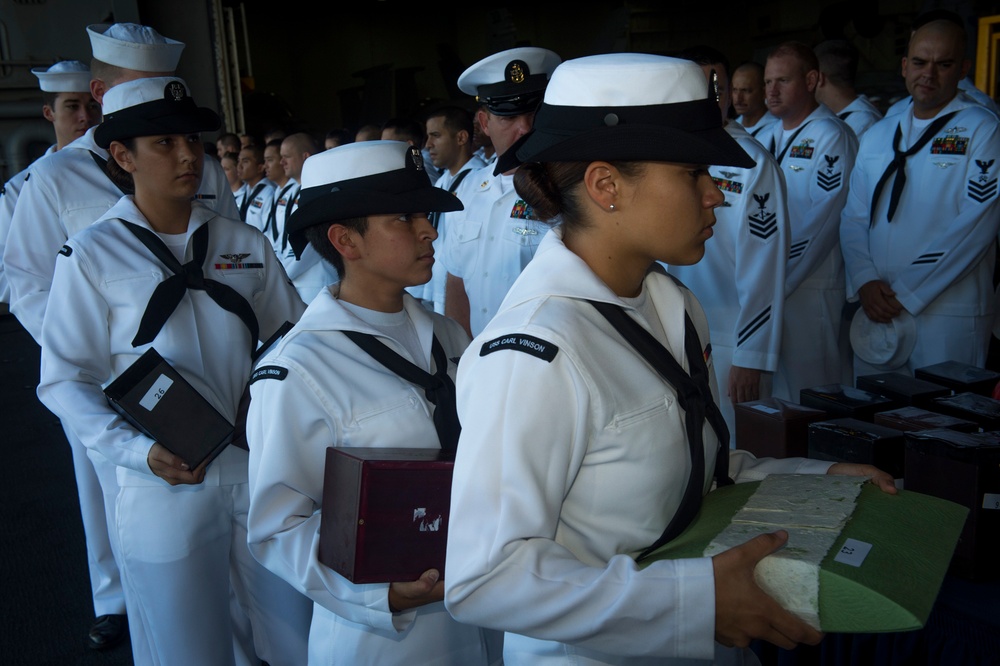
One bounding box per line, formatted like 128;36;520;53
638;475;967;633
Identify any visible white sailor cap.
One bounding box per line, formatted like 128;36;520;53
849;309;918;371
285;141;463;259
31;60;92;93
457;47;561;116
95;77;219;148
496;53;755;174
87;23;184;72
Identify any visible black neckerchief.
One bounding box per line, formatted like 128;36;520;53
588;300;732;561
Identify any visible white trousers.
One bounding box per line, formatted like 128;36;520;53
773;285;851;401
63;421;126;617
114;480;312;666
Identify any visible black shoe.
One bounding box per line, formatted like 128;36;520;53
87;614;128;650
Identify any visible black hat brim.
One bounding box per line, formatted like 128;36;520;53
95;103;221;148
285;170;464;259
494;99;756;174
496;123;756;174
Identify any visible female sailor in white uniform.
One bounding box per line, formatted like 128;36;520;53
36;76;311;666
443;53;896;666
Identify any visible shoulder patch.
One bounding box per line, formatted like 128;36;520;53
249;365;288;384
748;192;778;239
817;154;843;191
480;334;558;362
969;159;998;203
58;245;72;257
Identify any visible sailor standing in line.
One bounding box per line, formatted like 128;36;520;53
245;140;502;665
1;62;101;305
442;53;896;666
756;42;858;401
669;46;791;435
6;23;239;343
3;23;240;652
440;46;561;336
841;18;1000;376
36;76;311;666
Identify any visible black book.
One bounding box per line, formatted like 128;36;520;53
103;348;234;469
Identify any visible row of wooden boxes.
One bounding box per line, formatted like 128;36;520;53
735;360;1000;582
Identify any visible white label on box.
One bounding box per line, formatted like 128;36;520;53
413;508;442;531
139;374;174;411
834;538;872;568
983;493;1000;510
752;404;781;414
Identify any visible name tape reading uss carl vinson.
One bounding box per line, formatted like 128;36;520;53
480;333;559;362
249;365;289;384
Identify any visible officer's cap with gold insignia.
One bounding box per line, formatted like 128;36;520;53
87;23;185;72
458;47;562;117
94;77;220;148
495;53;756;174
31;61;92;93
285;141;465;259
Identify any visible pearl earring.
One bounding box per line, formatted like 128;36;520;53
609;204;616;211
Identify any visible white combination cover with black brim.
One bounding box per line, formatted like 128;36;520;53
244;287;503;665
444;227;832;665
4;125;240;343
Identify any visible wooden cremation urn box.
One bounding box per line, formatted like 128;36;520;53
904;429;1000;581
929;392;1000;432
874;406;978;434
319;447;454;584
914;361;1000;397
734;397;828;459
799;384;898;422
855;372;952;410
103;347;233;470
807;417;907;480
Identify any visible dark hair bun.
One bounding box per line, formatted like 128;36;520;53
513;162;562;221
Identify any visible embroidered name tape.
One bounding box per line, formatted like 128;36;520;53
480;333;558;362
249;365;288;383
